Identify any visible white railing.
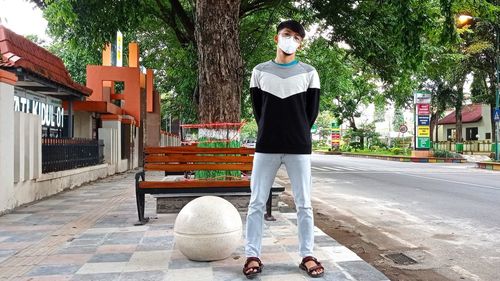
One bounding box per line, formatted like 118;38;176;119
160;131;181;146
434;140;492;153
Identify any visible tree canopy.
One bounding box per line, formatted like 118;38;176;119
33;0;499;132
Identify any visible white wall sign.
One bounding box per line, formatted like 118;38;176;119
414;92;431;104
116;30;123;67
14;89;64;128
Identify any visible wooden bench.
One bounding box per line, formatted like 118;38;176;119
135;146;285;225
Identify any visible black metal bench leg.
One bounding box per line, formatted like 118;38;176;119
264;191;276;221
134;172;150;226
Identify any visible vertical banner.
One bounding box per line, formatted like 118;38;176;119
331;119;341;150
116;31;123;67
414;91;432;150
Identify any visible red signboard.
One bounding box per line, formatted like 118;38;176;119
417;104;430;115
331;133;340;145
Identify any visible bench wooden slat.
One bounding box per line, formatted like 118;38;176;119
144;146;255;154
134;146;286;225
144;155;254;163
139;180;250;188
144;163;253;172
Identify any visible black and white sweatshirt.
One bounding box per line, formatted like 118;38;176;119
250;60;321;154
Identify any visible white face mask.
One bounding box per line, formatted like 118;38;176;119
278;35;300;55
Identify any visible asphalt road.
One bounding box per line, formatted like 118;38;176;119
306;154;500;281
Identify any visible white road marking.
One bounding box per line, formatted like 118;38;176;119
322;166;343;171
312;166;363;171
401;173;500;191
312;167;330;171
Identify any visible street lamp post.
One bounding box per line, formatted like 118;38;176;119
496;23;499;162
457;14;500;161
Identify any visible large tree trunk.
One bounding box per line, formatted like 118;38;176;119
430;112;437;143
455;110;463;142
455;88;464;145
195;0;242;125
491;103;495;140
489;72;497;144
454;80;465;146
435;110;441;143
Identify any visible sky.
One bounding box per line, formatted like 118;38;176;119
0;0;50;42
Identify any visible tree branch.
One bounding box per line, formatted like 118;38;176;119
239;0;282;18
169;0;195;41
30;0;49;9
153;0;192;45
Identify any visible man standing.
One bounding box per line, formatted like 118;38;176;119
243;20;324;279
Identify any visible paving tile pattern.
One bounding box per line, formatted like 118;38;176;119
0;171;388;281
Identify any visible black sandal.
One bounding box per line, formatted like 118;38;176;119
243;257;263;279
299;256;325;278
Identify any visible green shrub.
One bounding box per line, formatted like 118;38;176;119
313;140;328;148
392;136;413;148
390;147;404;155
350;142;363;149
195;139;241;179
340;144;353;152
433;149;463;159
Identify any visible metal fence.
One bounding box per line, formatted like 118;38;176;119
434;140;492;153
42;138;104;173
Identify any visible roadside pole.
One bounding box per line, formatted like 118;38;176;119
413;91;432;157
495;109;500;161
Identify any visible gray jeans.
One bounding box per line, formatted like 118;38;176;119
245;153;314;258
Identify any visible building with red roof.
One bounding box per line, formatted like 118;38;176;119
437;104;492;142
0;25;174;214
0;26;92;97
1;24;92;138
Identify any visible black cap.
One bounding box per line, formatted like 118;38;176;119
277;20;306;39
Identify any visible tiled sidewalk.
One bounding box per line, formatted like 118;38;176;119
0;171;389;281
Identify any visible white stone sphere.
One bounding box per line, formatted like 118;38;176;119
174;196;242;261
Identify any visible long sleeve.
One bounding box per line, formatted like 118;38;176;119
251;60;319;154
250;68;263;124
306;69;321;127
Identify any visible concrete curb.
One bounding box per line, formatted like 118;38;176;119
314;151;342;155
339;152;467;163
477;161;500;171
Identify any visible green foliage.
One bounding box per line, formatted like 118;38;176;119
389;147;404;155
339;145;411;156
453;0;499;107
309;0;443;83
432;149;463;158
25;34;47;46
312;140;330;151
339;143;353;152
342;123;380;149
392;108;405;132
48;40;101;85
39;0;311;123
470;71;490;103
313;111;335;140
36;0;498;132
195;139;242;180
43;0;200;123
392;136;413;148
373;97;386;123
240;119;257;141
43;0;146;51
305;38;381;130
